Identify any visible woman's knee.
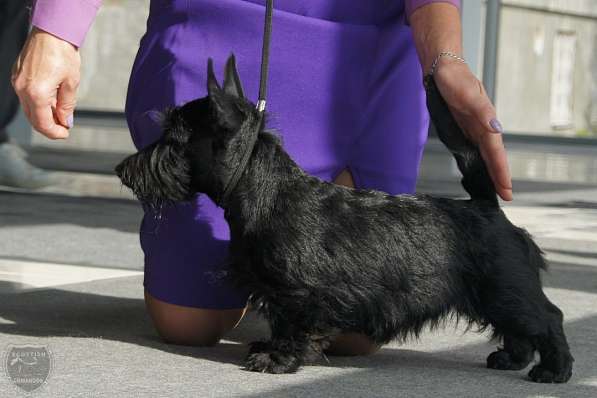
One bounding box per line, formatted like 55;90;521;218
144;289;247;347
327;333;381;356
334;168;355;188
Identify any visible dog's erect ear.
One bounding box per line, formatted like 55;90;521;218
207;58;244;130
223;54;245;99
207;58;221;97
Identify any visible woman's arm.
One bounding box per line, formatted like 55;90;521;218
11;0;102;139
407;1;462;72
409;2;513;201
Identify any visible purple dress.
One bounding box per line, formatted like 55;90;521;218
33;0;460;309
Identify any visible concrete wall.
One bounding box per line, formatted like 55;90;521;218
496;1;597;137
77;0;149;111
73;0;596;139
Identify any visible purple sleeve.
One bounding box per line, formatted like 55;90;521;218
31;0;102;47
405;0;460;21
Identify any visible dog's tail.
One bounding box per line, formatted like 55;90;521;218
424;75;498;206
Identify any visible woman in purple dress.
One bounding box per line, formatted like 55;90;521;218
13;0;512;354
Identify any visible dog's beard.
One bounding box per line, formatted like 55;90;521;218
115;143;193;208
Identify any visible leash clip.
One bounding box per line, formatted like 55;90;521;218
256;100;267;113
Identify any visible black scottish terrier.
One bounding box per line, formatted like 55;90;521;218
116;55;573;382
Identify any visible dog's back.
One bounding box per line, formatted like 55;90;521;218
243;77;573;381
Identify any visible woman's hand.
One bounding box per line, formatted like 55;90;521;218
434;58;513;201
11;27;81;139
409;2;513;201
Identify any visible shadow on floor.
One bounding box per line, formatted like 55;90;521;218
0;191;141;233
237;322;597;398
0;279;260;368
0;279;594;397
0;250;595;397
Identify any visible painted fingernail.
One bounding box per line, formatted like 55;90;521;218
489;118;503;134
67;114;74;129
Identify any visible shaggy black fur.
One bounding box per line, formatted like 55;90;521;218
116;55;574;382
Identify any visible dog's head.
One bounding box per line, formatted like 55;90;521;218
115;55;261;207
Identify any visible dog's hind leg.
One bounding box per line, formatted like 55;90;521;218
482;283;573;383
487;334;534;371
527;300;574;383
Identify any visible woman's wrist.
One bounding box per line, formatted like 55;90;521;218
429;52;466;76
409;2;463;74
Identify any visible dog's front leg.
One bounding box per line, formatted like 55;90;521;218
244;338;306;374
244;320;318;374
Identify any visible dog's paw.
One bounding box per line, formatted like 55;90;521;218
244;341;301;374
244;351;301;374
487;349;531;371
528;364;572;383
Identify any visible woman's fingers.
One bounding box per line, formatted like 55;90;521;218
455;99;513;201
20;80;69;139
434;60;513;201
449;103;512;201
471;85;513;201
56;78;79;129
30;104;70;140
11;27;80;140
479;132;513;201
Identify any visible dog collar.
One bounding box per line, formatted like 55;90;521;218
217;0;273;207
217;114;263;207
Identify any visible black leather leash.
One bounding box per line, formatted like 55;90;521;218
218;0;273;207
257;0;274;113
